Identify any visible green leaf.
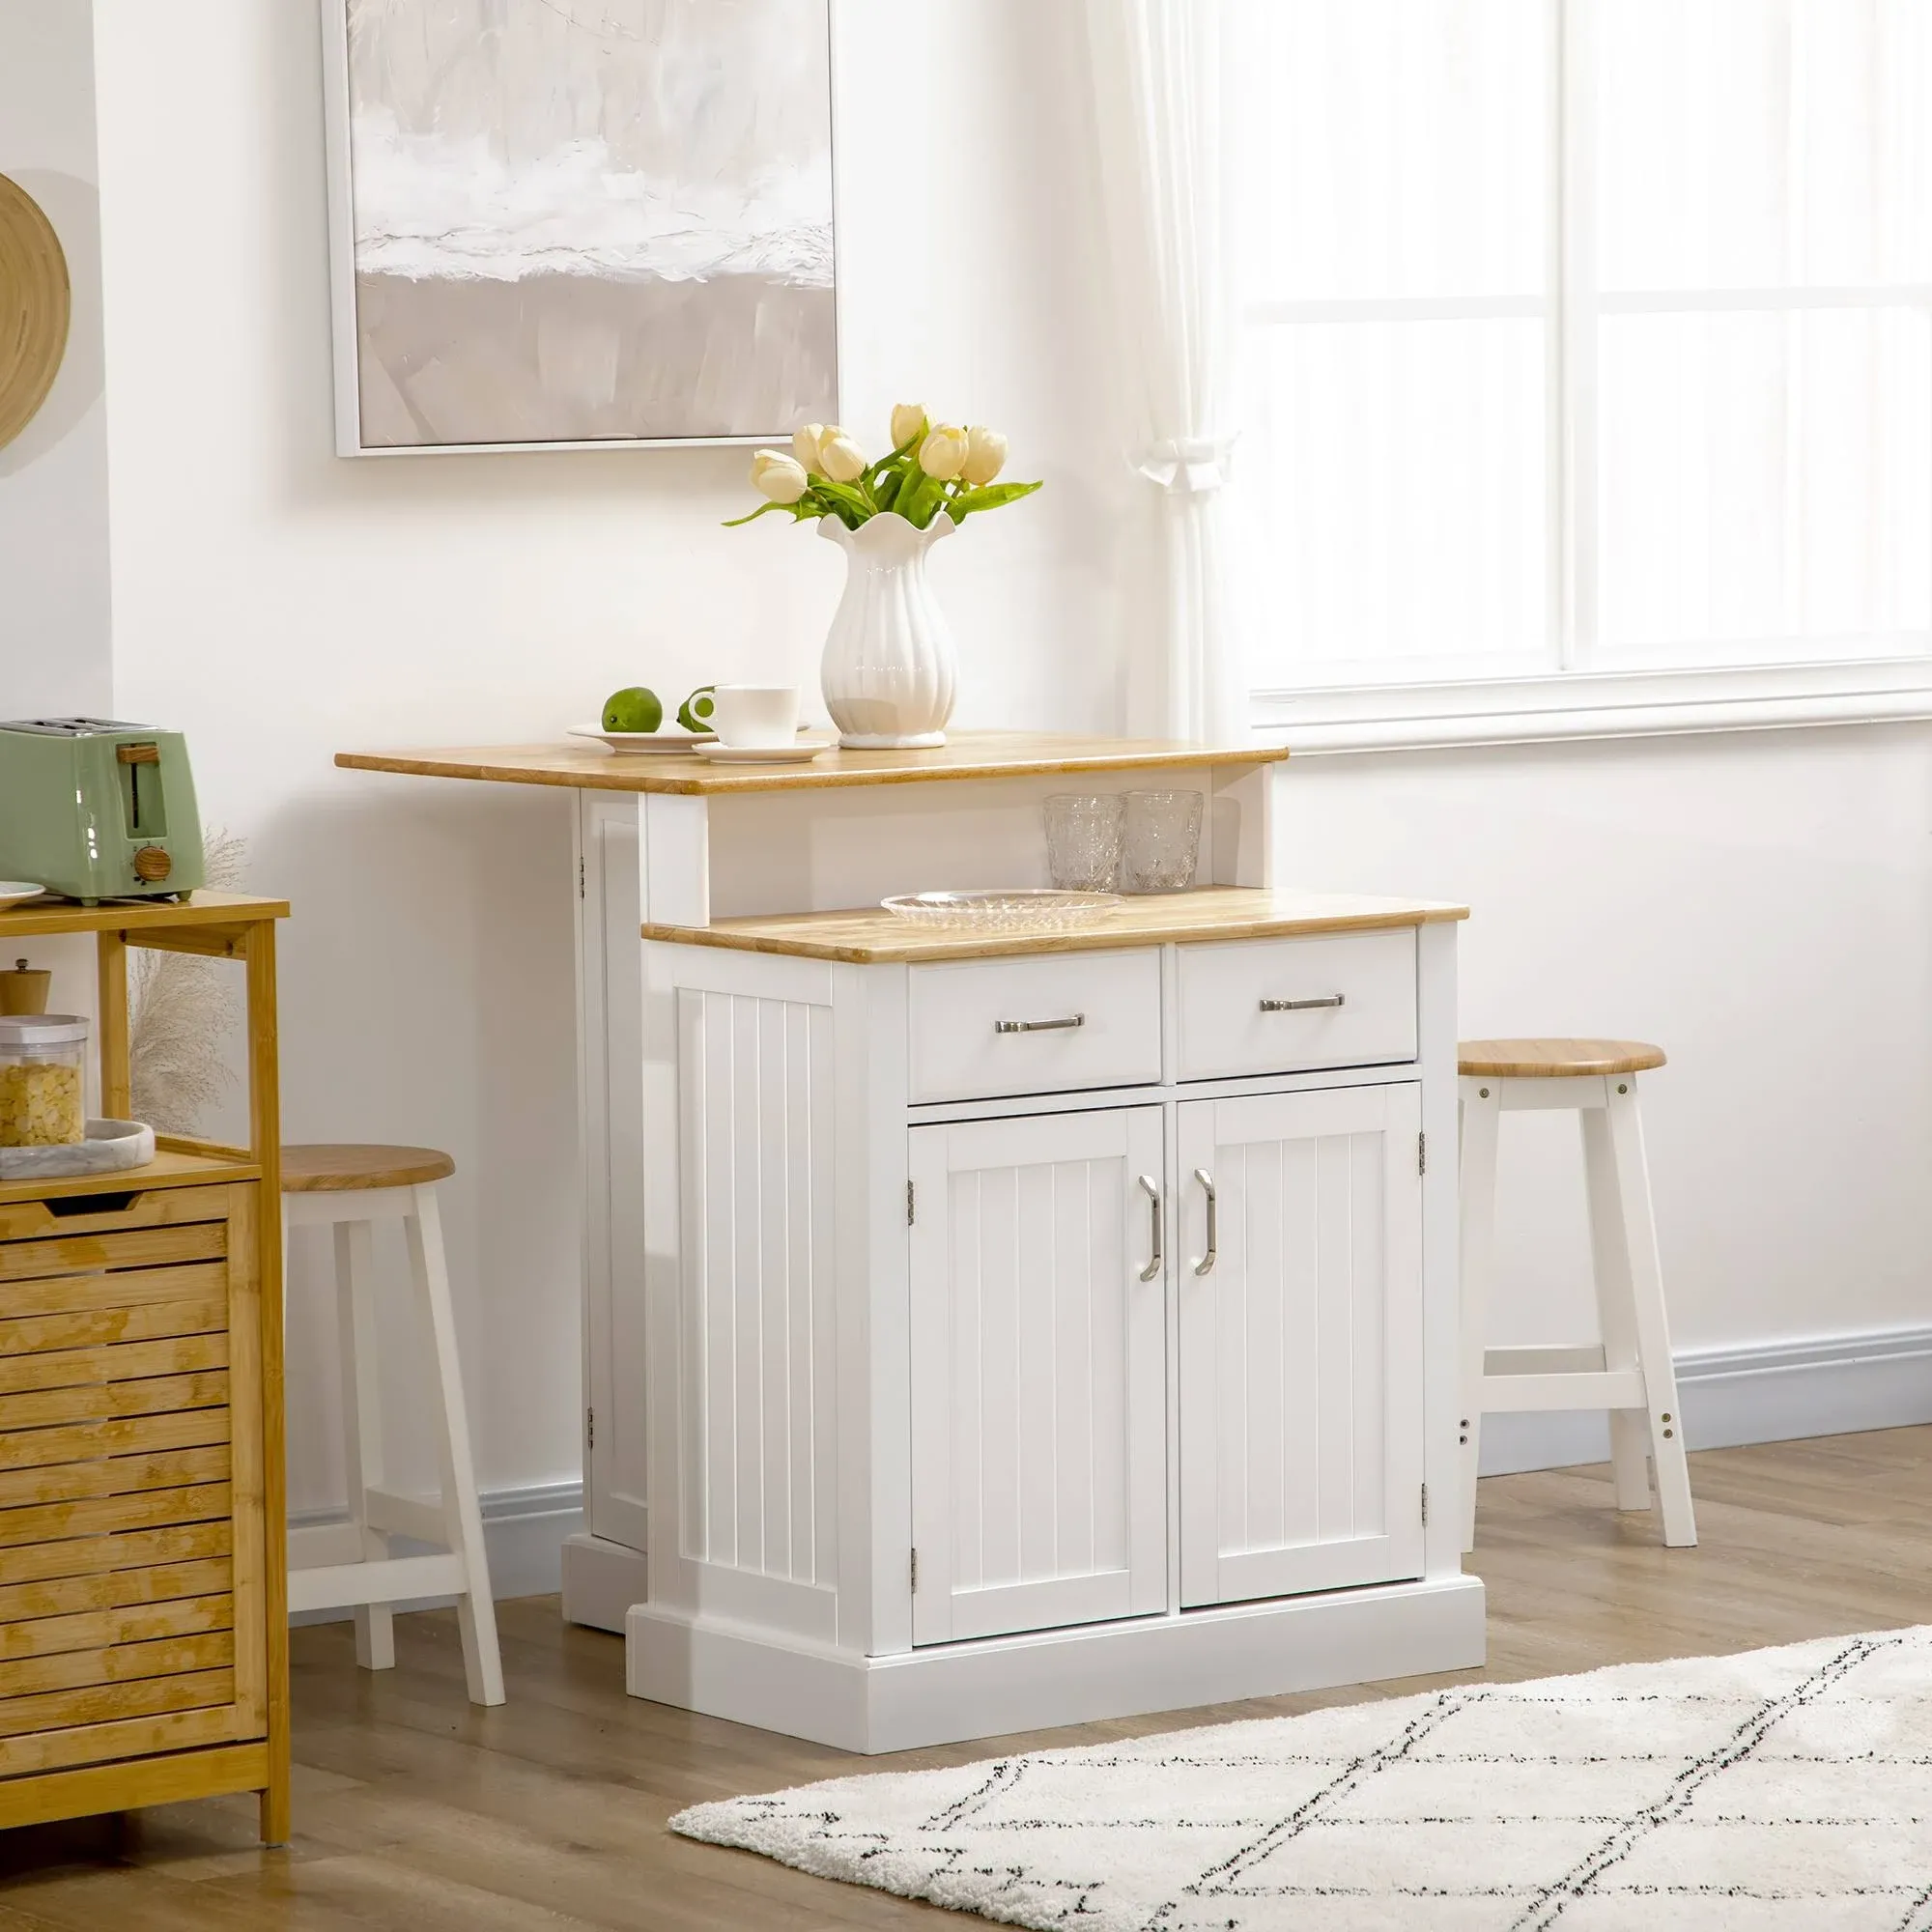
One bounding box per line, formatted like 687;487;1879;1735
810;478;875;527
875;469;903;511
722;498;803;528
863;432;923;491
949;479;1045;521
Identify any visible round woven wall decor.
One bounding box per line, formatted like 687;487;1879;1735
0;173;71;452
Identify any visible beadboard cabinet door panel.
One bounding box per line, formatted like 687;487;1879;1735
909;1108;1166;1647
1178;1085;1425;1608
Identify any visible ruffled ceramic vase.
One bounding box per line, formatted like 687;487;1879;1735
818;511;957;748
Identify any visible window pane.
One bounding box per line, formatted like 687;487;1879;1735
1243;322;1548;683
1597;0;1932;291
1241;0;1548;302
1597;308;1932;657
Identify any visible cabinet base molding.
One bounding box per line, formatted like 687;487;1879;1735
0;1742;271;1833
560;1532;648;1634
626;1576;1487;1754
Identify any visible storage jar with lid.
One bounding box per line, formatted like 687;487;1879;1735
0;1013;88;1147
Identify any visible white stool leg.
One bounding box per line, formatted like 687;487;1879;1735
1580;1102;1654;1514
1605;1078;1697;1548
1458;1078;1502;1552
404;1184;504;1706
333;1218;395;1671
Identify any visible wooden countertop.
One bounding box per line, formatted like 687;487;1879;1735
333;730;1289;796
641;887;1467;964
0;890;290;940
0;1145;260;1208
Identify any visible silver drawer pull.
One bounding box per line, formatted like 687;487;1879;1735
1137;1174;1162;1281
1258;994;1346;1013
1193;1167;1217;1275
993;1013;1086;1034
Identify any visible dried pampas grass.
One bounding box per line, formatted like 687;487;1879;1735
128;831;247;1135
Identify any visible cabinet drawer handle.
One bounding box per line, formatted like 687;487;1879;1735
1258;994;1346;1013
993;1013;1085;1034
1193;1167;1216;1275
1137;1174;1162;1282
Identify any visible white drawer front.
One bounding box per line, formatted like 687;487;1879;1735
1176;931;1417;1080
909;951;1163;1103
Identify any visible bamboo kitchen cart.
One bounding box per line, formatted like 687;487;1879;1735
0;893;290;1842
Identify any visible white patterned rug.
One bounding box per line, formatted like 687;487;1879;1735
670;1627;1932;1929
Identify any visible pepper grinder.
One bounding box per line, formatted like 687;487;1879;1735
0;959;51;1017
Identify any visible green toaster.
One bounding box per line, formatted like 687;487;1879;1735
0;719;206;904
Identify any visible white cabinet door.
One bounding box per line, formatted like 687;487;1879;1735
1177;1085;1425;1608
909;1108;1168;1646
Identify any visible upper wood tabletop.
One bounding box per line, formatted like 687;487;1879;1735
0;891;291;941
333;730;1290;796
641;887;1467;964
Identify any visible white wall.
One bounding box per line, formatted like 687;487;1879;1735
0;1;112;718
87;0;1932;1528
90;0;1130;1514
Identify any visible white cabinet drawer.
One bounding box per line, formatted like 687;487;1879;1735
1176;931;1416;1080
908;951;1163;1103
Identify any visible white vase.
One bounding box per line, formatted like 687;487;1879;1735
818;511;958;749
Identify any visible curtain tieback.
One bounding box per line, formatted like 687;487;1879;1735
1134;436;1236;496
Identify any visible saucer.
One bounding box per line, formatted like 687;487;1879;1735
695;743;828;764
0;883;47;911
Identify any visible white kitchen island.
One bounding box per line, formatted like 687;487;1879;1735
336;732;1483;1750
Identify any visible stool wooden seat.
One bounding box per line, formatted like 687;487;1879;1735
282;1144;457;1191
281;1144;503;1705
1458;1040;1694;1552
1459;1039;1666;1079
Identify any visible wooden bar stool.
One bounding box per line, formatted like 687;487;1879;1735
1458;1040;1696;1552
281;1145;504;1706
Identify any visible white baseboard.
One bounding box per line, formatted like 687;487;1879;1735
288;1480;582;1626
287;1328;1932;1626
1479;1323;1932;1477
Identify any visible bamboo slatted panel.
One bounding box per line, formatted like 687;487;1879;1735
0;891;287;1837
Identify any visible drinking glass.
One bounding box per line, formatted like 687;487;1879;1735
1121;790;1204;893
1043;793;1125;892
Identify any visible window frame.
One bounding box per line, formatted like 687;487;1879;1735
1243;0;1932;749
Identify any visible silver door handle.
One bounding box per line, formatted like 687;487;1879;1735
994;1013;1085;1034
1258;994;1346;1012
1193;1167;1216;1275
1137;1174;1162;1281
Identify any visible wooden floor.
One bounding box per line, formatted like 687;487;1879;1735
2;1427;1927;1929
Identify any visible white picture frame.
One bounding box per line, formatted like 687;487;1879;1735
319;0;841;457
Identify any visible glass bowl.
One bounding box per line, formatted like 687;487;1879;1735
880;890;1122;931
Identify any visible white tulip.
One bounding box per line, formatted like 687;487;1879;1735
819;432;867;483
961;426;1008;487
891;402;927;449
918;423;971;481
792;423;827;472
752;449;810;503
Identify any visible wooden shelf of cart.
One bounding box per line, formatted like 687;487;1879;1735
0;893;289;1842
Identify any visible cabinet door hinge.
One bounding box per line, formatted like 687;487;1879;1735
909;1548;919;1593
1417;1130;1427;1176
586;1407;595;1450
1420;1482;1428;1525
579;855;586;900
907;1179;916;1226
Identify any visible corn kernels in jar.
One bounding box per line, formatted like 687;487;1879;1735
0;1061;84;1146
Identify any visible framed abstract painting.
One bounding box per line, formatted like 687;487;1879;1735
321;0;838;455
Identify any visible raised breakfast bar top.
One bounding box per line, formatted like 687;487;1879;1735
641;886;1468;964
334;729;1290;796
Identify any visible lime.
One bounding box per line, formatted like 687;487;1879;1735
678;686;718;733
603;687;663;733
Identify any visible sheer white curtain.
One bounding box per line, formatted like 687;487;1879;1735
1085;0;1249;744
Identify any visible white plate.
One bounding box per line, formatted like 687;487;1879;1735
569;725;716;753
0;882;47;910
695;743;829;765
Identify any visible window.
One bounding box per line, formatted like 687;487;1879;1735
1236;1;1932;736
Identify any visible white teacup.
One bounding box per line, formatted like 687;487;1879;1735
710;684;801;749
